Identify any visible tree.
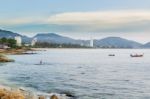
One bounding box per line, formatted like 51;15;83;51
7;38;17;48
1;37;7;44
0;38;17;48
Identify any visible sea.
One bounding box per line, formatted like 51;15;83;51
0;49;150;99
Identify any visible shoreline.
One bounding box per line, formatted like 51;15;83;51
31;48;150;51
0;48;74;99
0;48;36;55
0;84;69;99
0;48;34;62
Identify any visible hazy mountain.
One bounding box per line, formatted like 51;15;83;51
33;33;86;45
95;37;142;48
142;42;150;48
0;29;147;48
0;29;31;43
33;34;143;48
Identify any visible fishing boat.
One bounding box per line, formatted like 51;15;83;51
22;52;37;54
130;54;144;57
22;51;37;55
108;54;115;56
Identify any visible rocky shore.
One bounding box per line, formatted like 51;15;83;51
0;48;36;55
0;48;73;99
0;48;36;62
0;85;69;99
0;54;14;62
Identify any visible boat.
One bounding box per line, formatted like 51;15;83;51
130;54;144;57
22;51;37;55
22;52;37;55
108;54;115;56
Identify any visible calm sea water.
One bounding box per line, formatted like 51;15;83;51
0;49;150;99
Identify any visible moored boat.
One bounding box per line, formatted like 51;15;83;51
130;54;144;57
108;54;115;56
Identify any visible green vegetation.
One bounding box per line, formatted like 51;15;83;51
34;42;88;48
0;37;17;48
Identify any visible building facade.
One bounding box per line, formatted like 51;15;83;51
15;36;22;46
31;38;37;46
90;38;94;47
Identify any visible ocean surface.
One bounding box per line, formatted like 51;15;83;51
0;49;150;99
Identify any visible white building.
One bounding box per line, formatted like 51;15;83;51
31;38;37;46
15;36;22;46
90;38;94;47
0;44;10;49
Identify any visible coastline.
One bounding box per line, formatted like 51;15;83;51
0;54;14;62
0;48;34;62
0;84;68;99
0;48;35;55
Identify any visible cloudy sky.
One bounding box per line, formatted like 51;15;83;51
0;0;150;43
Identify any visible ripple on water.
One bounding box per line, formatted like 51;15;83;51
1;49;150;99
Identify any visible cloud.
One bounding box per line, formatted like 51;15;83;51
1;10;150;33
47;10;150;26
0;17;46;25
46;10;150;33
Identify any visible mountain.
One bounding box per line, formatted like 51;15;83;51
0;29;31;43
95;37;142;48
33;33;87;45
33;34;143;48
142;42;150;48
0;29;147;48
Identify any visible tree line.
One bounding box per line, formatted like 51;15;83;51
0;37;17;48
34;42;88;48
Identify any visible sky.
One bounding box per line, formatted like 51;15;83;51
0;0;150;43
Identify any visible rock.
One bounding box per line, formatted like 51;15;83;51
0;54;14;62
0;89;25;99
61;91;75;98
51;95;58;99
39;95;45;99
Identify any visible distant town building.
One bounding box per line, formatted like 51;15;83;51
31;38;37;46
80;43;84;46
15;36;22;46
24;44;30;47
90;38;94;47
59;45;62;48
0;44;10;49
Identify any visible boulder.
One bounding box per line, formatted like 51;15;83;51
39;95;45;99
51;95;58;99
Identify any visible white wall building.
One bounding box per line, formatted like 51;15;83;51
31;38;37;46
90;38;94;47
15;36;22;46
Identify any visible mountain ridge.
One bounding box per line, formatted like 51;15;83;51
142;42;150;48
0;29;149;48
95;37;142;48
0;29;31;43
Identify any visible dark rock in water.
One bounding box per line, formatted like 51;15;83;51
60;91;75;98
25;84;39;89
81;72;85;75
77;66;82;68
51;95;58;99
